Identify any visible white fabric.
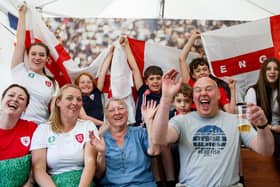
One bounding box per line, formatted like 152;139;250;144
110;43;133;98
4;0;280;21
201;18;272;61
244;87;257;104
12;63;57;124
170;111;256;187
30;119;98;175
271;89;280;125
201;18;273;99
144;42;198;73
0;23;14;94
245;87;280;125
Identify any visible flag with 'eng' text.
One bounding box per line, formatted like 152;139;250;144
201;15;280;98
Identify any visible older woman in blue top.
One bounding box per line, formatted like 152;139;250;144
90;97;160;187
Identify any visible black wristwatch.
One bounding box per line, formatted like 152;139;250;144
257;122;268;129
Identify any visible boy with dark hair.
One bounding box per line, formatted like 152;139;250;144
188;58;231;99
120;36;176;187
136;65;163;124
179;31;236;113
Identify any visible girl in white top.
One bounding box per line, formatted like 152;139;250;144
11;4;58;124
31;84;98;187
244;58;280;129
244;57;280;159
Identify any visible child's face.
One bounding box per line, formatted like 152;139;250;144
78;75;94;95
191;64;211;80
145;74;162;93
174;93;192;114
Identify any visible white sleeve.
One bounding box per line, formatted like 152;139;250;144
244;88;257;104
11;63;26;80
30;124;49;150
84;120;99;142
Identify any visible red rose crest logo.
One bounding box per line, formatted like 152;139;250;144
20;136;30;147
75;133;84;143
45;80;52;87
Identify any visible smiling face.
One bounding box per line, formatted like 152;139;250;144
27;45;48;74
144;74;162;93
193;77;220;117
191;64;211;81
78;74;94;95
1;86;29;117
105;99;128;129
56;87;83;119
265;61;279;84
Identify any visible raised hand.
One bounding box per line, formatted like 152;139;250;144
162;69;182;99
141;96;158;124
89;131;105;154
119;36;129;47
190;30;201;40
18;3;27;16
246;103;268;127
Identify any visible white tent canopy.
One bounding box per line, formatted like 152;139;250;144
1;0;280;21
164;0;280;21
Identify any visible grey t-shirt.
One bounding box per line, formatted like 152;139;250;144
170;111;256;187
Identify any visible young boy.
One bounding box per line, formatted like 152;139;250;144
169;83;193;185
120;36;176;187
119;36;163;124
179;31;236;113
169;83;193;118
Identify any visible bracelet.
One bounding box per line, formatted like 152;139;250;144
256;122;268;129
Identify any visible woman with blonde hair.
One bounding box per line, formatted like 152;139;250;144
31;84;98;186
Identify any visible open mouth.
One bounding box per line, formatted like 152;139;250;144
7;103;18;110
199;99;210;110
268;75;276;79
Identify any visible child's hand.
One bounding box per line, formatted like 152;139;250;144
18;3;27;16
119;36;128;47
141;96;158;124
190;30;201;39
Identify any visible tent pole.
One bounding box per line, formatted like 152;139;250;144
159;0;165;19
246;0;276;15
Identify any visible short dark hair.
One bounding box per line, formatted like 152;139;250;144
1;84;30;107
143;65;163;80
189;58;209;76
27;42;50;56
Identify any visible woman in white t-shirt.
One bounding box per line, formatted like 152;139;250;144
11;4;58;124
31;84;98;187
244;57;280;158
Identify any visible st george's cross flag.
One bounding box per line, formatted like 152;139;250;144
201;15;280;97
1;1;197;122
18;5;198;123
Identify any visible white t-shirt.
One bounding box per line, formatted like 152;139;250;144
12;63;59;124
245;87;280;125
30;119;98;175
170;111;256;187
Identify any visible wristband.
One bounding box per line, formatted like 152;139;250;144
257;122;268;129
